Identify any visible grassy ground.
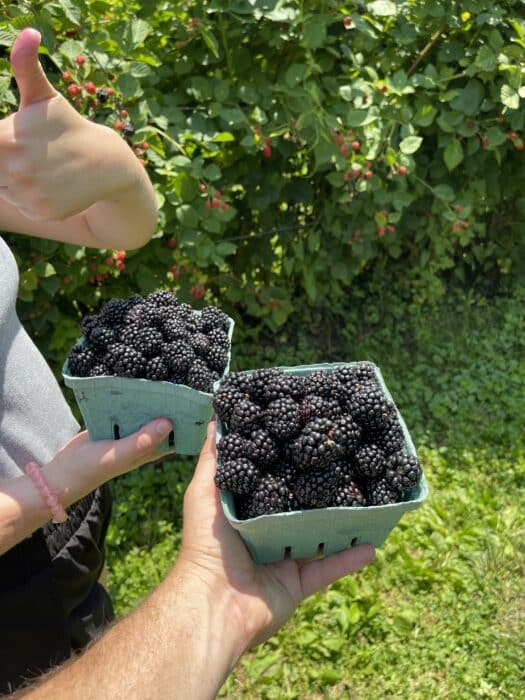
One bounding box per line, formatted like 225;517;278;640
105;286;525;699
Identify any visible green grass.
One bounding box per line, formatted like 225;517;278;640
105;286;525;699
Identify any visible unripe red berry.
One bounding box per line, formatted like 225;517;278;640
398;165;408;176
119;109;129;118
452;222;462;232
205;200;213;209
67;84;80;97
199;183;207;193
387;225;396;233
264;136;272;146
116;260;126;271
214;190;222;199
141;142;150;150
189;17;199;26
167;238;177;249
253;126;263;136
106;87;115;96
507;131;518;141
220;202;230;211
210;199;221;208
339;144;350;157
85;81;97;95
63;275;72;285
364;169;373;179
263;144;272;158
343;16;352;27
114;120;125;131
104;256;114;266
89;263;98;272
115;251;126;261
376;227;385;237
351;140;361;150
75;55;86;65
169;266;180;279
62;70;72;82
190;284;206;299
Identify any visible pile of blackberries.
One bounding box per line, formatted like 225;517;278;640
212;364;422;519
66;291;231;393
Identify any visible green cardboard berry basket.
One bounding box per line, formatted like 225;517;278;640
63;316;234;456
218;362;428;564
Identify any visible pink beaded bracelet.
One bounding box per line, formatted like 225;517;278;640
24;461;68;524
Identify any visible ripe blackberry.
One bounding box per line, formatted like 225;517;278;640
240;473;298;517
120;325;163;358
385;452;422;493
248;428;279;468
67;345;98;376
80;314;103;339
204;344;229;374
101;298;128;327
200;305;230;332
87;362;112;377
330;481;367;507
139;301;166;328
206;327;230;349
147;290;178;308
293;465;339;508
264;397;302;440
212;385;246;424
330;414;362;454
346;383;394;430
96;87;109;103
161;317;190;343
123;123;135;138
188;331;209;357
299;394;342;422
367;478;399;505
145;356;170;381
88;325;116;353
291;417;344;470
247;367;282;405
162;341;195;375
334;362;377;389
173;302;194;320
186;359;218;392
262;372;304;403
370;414;405;455
110;344;146;378
217;433;250;462
219;371;251;396
230;399;261;436
331;457;358;486
214;457;260;495
304;370;345;401
353;444;386;479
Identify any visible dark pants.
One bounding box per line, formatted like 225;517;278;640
0;485;114;695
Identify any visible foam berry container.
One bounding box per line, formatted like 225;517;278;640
63;315;234;456
218;362;428;564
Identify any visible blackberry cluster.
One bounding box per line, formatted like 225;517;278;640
66;291;231;393
213;364;422;518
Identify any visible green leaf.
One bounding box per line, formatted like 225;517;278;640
199;27;220;59
399;135;423;155
303;17;327;49
476;45;497;72
126;19;152;49
285;63;308;88
485;126;507;147
501;84;520;110
450;80;484;115
176;204;199;228
433;184;455;202
368;0;397;16
444;138;464;171
55;0;82;24
413;104;438;127
346;109;378;126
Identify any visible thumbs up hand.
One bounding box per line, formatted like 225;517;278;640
0;28;145;227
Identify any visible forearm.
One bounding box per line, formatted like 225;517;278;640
0;456;100;555
21;563;243;700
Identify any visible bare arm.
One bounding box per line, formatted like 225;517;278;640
0;418;173;556
16;424;375;700
0;29;157;250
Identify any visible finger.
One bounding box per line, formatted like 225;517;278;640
10;28;57;108
298;544;375;599
191;421;217;486
109;418;174;469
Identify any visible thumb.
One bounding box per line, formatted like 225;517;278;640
10;28;57;108
111;417;174;472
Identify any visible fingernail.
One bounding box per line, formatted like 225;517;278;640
156;418;172;434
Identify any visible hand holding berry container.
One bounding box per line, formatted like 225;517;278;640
213;362;428;564
63;291;234;455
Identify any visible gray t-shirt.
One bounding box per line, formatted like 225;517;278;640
0;236;79;478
